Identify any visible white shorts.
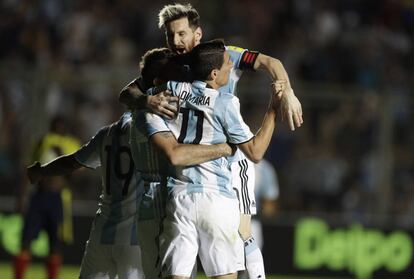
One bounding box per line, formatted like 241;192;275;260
231;158;257;215
160;192;245;277
79;240;144;279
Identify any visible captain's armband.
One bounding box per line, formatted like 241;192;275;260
239;50;259;71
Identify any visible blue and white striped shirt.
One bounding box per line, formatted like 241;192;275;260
74;112;142;245
145;81;254;197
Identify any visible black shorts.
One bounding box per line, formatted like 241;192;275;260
21;190;63;251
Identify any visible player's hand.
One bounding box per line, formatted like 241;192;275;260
279;88;303;131
271;79;287;100
27;161;42;184
147;90;179;119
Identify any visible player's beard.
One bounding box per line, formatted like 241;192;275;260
173;37;198;54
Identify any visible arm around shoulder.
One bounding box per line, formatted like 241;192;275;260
150;132;234;167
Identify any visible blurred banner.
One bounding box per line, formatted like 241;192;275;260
0;213;412;279
262;217;414;279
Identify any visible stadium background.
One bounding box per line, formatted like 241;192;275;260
0;0;413;278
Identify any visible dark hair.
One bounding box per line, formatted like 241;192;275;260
158;3;200;29
189;39;225;81
140;48;190;89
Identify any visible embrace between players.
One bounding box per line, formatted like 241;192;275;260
27;3;303;279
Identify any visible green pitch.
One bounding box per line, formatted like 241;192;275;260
0;262;349;279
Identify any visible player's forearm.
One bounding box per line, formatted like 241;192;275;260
151;132;233;167
39;154;82;177
239;108;277;163
255;54;292;89
119;81;148;110
169;143;233;167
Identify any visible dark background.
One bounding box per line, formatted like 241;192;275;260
1;0;413;278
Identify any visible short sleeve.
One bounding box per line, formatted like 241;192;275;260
74;128;107;169
219;95;254;144
226;46;246;69
135;112;170;138
226;45;259;71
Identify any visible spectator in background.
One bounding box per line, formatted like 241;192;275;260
14;116;80;279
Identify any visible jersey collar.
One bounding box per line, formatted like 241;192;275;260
192;80;213;89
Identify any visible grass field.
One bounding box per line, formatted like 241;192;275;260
0;263;351;279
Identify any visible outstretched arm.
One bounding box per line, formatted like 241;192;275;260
27;154;82;184
150;132;235;167
254;54;303;131
237;93;279;163
119;79;179;119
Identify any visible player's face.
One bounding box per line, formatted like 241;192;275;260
216;51;233;87
165;17;202;54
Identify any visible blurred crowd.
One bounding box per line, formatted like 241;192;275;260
1;0;413;226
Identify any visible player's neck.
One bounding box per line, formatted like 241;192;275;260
205;80;220;90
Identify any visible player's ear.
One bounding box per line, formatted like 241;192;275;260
194;27;202;44
210;69;218;80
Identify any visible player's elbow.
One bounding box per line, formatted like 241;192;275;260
239;143;263;163
249;146;266;163
167;156;181;167
244;151;263;164
164;151;186;167
249;154;263;164
270;57;283;69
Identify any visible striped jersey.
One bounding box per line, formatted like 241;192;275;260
219;45;248;95
130;110;171;182
144;80;254;197
130;110;170;221
74;112;142;245
220;45;257;163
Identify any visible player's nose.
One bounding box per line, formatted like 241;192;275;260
173;34;181;46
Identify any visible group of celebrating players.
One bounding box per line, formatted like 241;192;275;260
25;3;303;279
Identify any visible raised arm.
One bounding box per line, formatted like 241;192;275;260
254;54;303;131
27;154;82;184
237;93;279;163
119;79;179;119
150;132;235;167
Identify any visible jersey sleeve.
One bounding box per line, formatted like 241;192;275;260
74;127;107;169
219;95;254;144
134;112;170;138
166;80;181;97
226;45;259;71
